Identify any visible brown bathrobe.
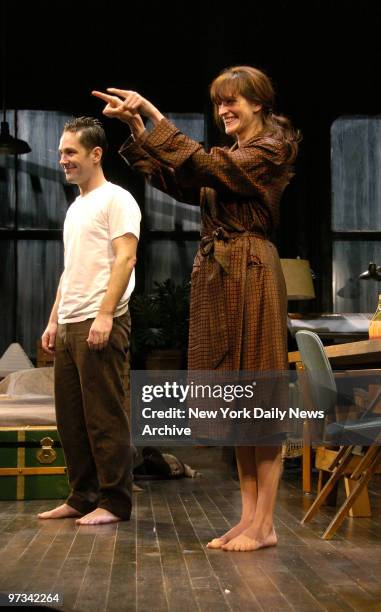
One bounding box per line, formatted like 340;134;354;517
120;118;293;442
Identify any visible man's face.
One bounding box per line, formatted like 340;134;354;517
59;130;99;186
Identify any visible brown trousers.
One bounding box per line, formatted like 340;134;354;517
54;312;132;519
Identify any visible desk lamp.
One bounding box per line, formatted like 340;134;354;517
359;262;381;281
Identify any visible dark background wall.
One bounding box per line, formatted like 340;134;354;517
1;0;380;352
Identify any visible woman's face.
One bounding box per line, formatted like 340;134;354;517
217;94;262;144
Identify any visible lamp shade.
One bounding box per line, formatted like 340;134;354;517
280;258;315;300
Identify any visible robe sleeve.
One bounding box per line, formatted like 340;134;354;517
119;136;200;206
123;118;289;199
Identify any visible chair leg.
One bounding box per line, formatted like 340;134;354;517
303;442;312;494
318;470;339;506
322;449;381;540
351;446;379;480
344;477;371;517
301;446;354;524
328;445;347;470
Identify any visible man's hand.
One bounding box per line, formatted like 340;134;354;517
87;313;113;351
41;322;58;355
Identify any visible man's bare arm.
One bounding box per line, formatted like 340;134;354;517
87;233;138;351
41;274;63;354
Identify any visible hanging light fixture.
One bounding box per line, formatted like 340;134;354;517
0;117;31;155
0;2;31;155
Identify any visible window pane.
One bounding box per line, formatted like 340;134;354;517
17;239;64;359
17;110;74;229
146;188;201;231
145;240;198;290
145;113;203;231
332;240;380;312
331;117;381;231
0;112;16;229
0;240;15;356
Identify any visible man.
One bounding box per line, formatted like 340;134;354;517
39;117;141;525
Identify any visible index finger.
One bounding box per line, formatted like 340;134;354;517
107;87;132;98
92;90;116;103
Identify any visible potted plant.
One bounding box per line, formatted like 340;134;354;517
129;279;190;370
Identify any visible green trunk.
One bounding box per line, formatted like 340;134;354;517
0;426;69;500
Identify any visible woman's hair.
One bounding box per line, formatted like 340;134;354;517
210;66;301;163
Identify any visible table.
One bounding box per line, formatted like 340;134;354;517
288;338;381;493
288;313;372;342
289;338;381;368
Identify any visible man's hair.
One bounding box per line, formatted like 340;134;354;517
63;116;108;158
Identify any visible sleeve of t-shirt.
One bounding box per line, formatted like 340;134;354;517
108;188;141;241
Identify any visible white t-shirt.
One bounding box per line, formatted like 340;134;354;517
58;181;141;324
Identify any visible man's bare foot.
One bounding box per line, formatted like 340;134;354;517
76;507;122;525
38;503;82;520
221;527;277;552
207;519;253;549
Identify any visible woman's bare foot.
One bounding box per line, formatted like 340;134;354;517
76;507;122;525
221;526;277;552
207;519;253;549
38;503;82;519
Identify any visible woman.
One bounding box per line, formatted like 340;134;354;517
93;66;300;552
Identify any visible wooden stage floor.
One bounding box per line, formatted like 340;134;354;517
0;447;381;612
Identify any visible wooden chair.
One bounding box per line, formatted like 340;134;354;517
295;330;381;539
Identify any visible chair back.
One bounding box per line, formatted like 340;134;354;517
295;330;337;416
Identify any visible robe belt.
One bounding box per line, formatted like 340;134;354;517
200;227;267;274
198;227;267;369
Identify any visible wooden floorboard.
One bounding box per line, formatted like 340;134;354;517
0;448;380;611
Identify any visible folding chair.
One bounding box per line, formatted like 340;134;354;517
295;330;381;539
